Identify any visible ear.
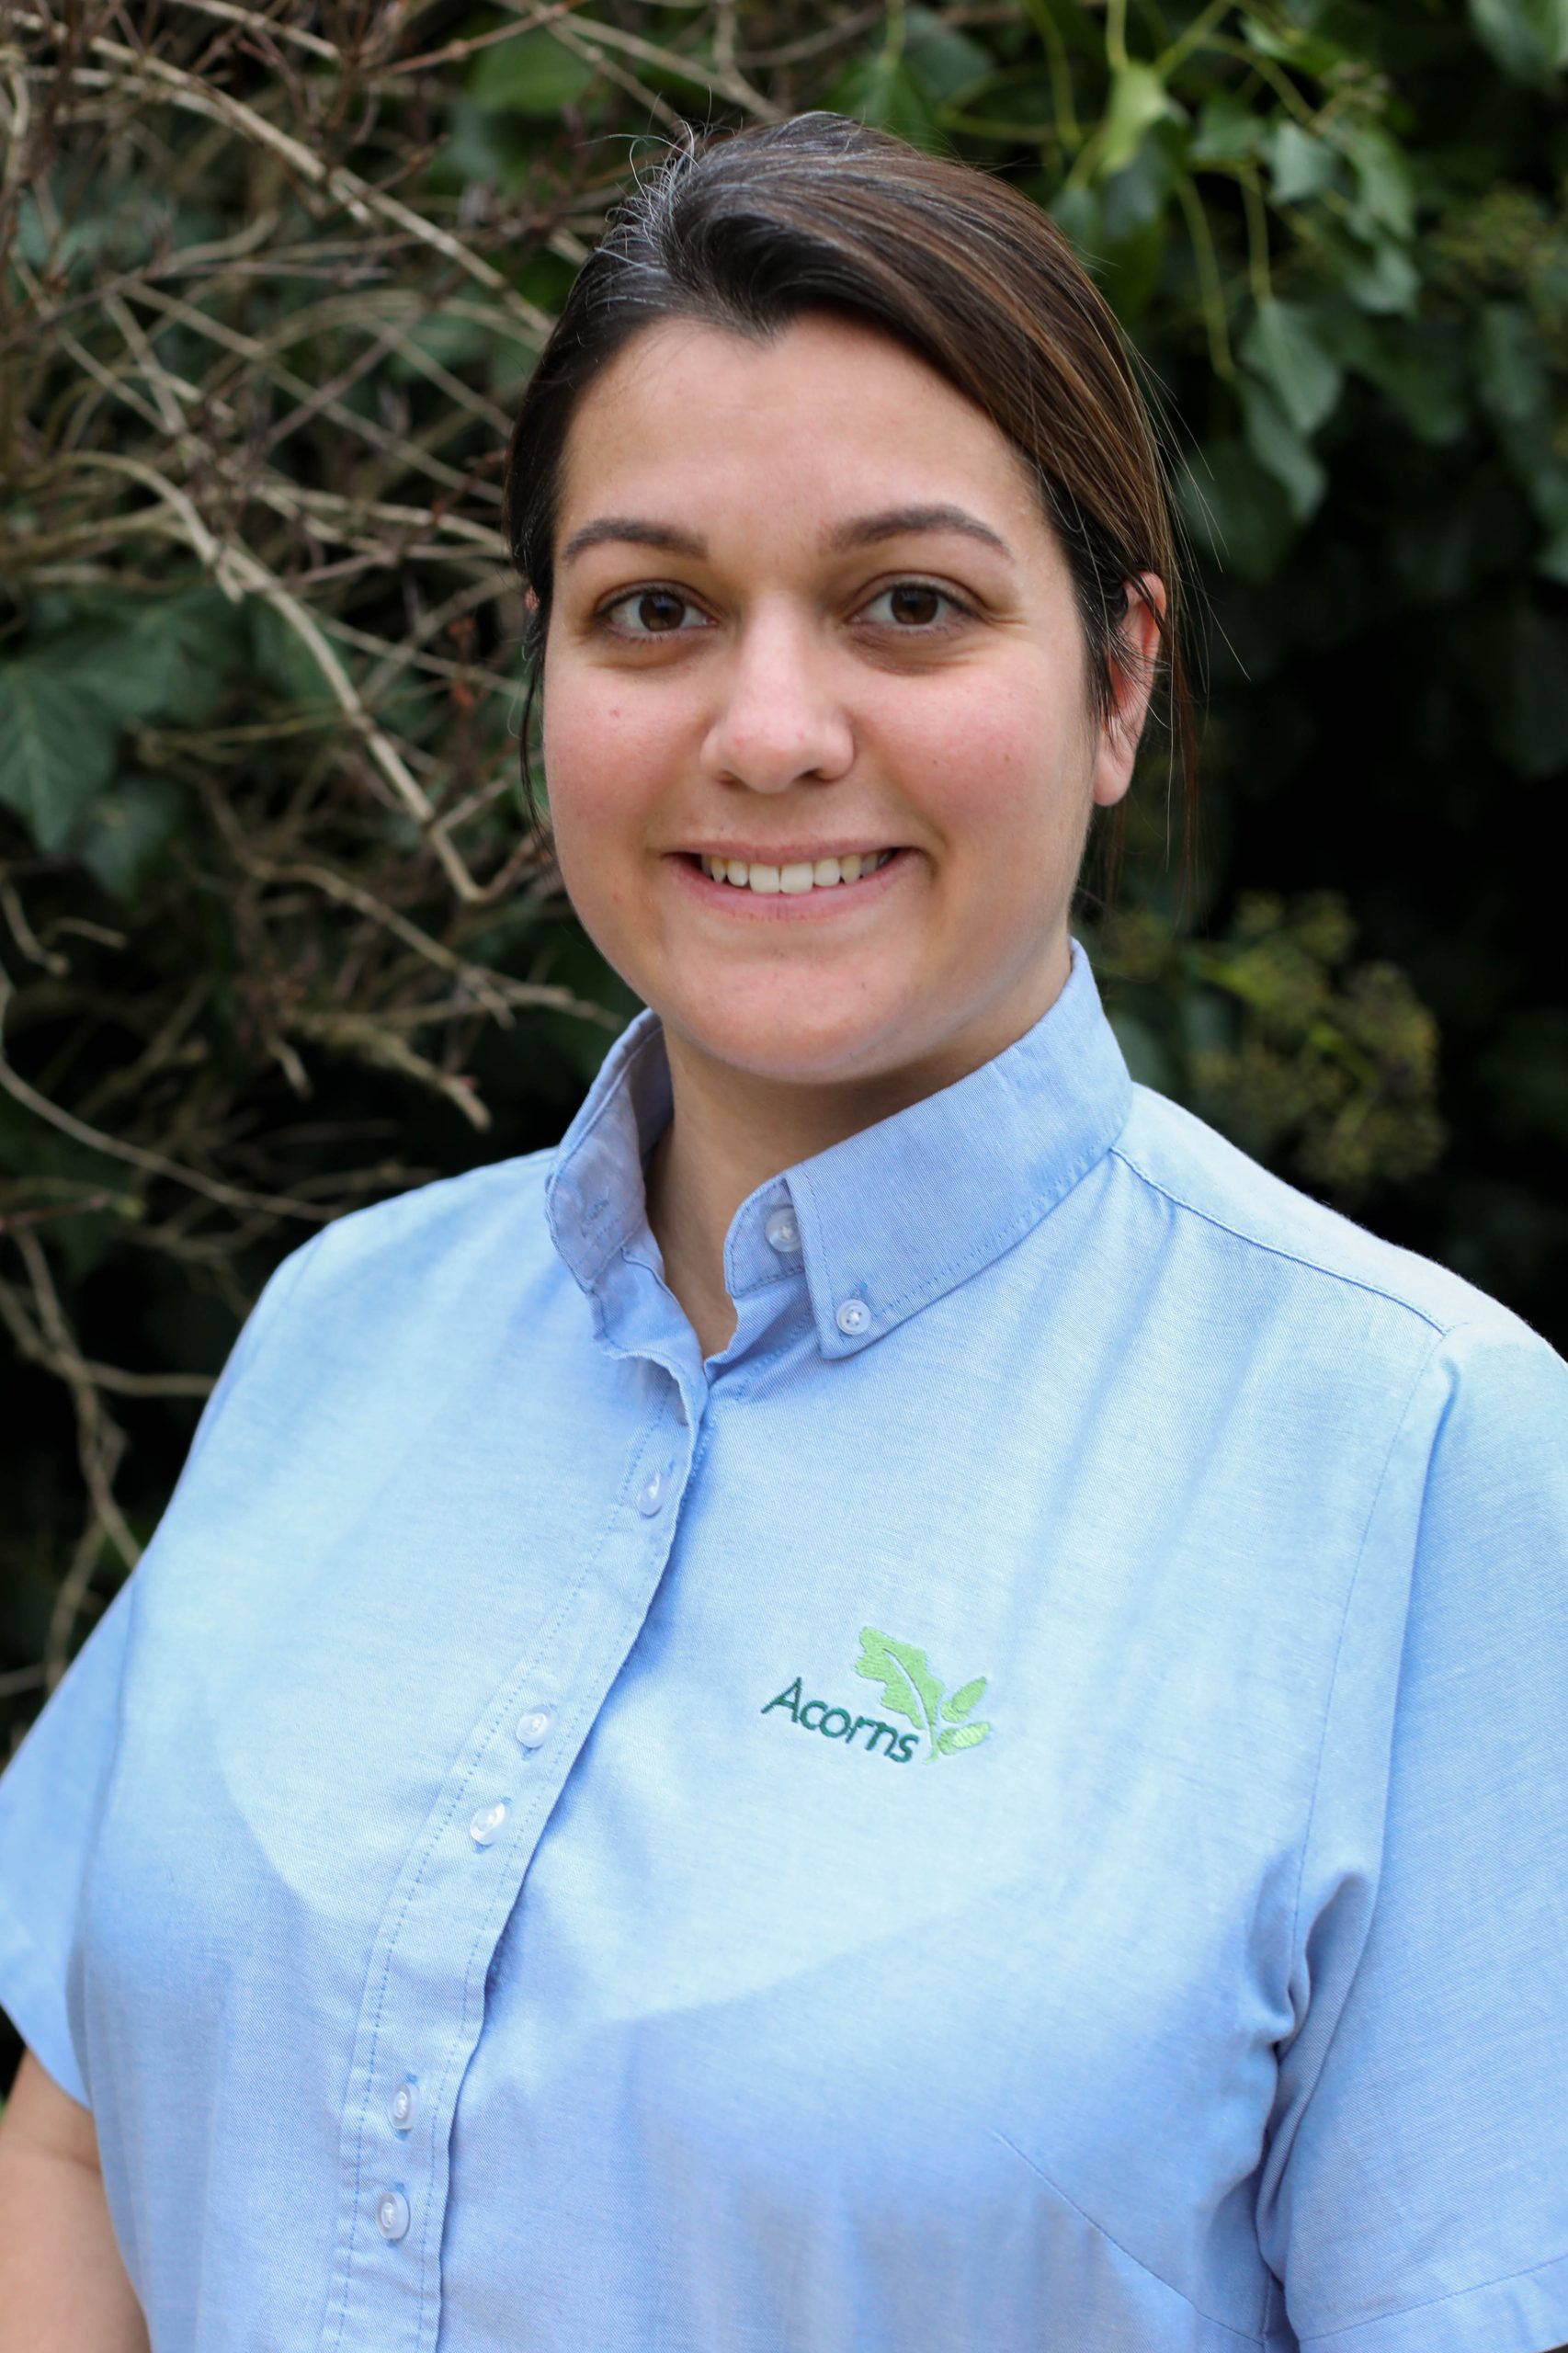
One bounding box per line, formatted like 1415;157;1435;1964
1090;573;1166;810
522;586;540;618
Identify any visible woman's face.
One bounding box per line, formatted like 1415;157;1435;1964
541;310;1159;1097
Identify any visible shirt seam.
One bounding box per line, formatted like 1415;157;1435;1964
990;2129;1264;2346
1284;1320;1453;1973
1109;1142;1460;1338
1300;2242;1568;2343
818;1097;1131;1334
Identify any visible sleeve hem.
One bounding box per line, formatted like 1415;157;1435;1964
1296;2245;1568;2353
0;1919;88;2109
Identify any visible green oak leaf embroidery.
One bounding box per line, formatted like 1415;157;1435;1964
854;1627;993;1761
944;1677;987;1722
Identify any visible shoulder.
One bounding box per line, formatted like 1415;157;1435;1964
1110;1084;1549;1366
246;1147;560;1341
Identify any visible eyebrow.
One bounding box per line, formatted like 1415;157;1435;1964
558;504;1015;566
824;504;1014;560
560;517;707;565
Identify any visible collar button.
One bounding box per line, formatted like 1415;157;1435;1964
765;1207;801;1254
835;1298;871;1337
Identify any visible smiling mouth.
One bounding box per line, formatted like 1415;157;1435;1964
687;850;897;895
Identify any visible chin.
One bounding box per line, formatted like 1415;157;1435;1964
664;998;914;1088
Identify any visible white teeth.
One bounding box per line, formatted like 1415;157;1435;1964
697;851;893;892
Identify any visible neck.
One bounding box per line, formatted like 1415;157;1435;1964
642;941;1074;1361
642;1047;901;1360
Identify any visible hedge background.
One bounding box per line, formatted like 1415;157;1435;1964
2;0;1565;2076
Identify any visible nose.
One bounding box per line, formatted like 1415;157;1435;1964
699;602;854;793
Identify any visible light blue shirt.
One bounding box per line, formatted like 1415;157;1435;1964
2;942;1566;2353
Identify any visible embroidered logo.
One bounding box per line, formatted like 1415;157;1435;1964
760;1626;992;1765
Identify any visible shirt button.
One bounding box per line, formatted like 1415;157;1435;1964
376;2189;410;2241
515;1704;554;1749
835;1298;871;1336
388;2083;415;2132
470;1799;509;1846
637;1469;665;1515
765;1206;801;1253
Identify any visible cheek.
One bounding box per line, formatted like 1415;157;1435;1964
540;657;682;887
875;669;1088;847
542;680;634;822
537;679;647;955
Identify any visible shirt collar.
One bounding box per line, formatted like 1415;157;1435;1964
545;938;1132;1358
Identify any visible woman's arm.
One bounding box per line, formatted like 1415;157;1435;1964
0;2048;150;2352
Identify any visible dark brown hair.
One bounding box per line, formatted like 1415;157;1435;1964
504;112;1198;880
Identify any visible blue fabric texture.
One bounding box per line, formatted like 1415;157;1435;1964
1;941;1564;2353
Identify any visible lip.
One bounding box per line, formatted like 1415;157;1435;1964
665;846;913;919
679;846;899;866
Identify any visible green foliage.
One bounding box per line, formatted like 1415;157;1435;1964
1095;892;1444;1199
1;0;1564;1822
471;28;597;116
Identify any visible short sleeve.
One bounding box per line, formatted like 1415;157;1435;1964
1260;1316;1568;2353
0;1232;324;2108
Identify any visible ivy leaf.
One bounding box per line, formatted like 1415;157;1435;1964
0;662;119;849
72;776;187;902
1267;121;1340;204
471;29;595;116
1337;230;1420;317
944;1677;988;1722
1467;0;1568;85
1238;377;1328;522
1240;299;1344;436
903;5;993;104
44;588;242;727
247;599;337;713
1340;124;1415;242
1238;13;1345;72
1189;92;1262;165
854;1627;942;1733
1099;63;1175;177
831;51;943;149
1048;183;1102;260
937;1722;992;1756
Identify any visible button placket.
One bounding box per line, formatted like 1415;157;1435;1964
327;1388;698;2345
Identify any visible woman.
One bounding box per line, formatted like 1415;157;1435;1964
1;112;1565;2353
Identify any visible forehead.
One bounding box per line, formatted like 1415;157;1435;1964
553;310;1048;546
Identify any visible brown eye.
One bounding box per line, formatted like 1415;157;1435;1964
633;590;687;632
888;584;943;626
599;587;703;637
860;581;969;631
